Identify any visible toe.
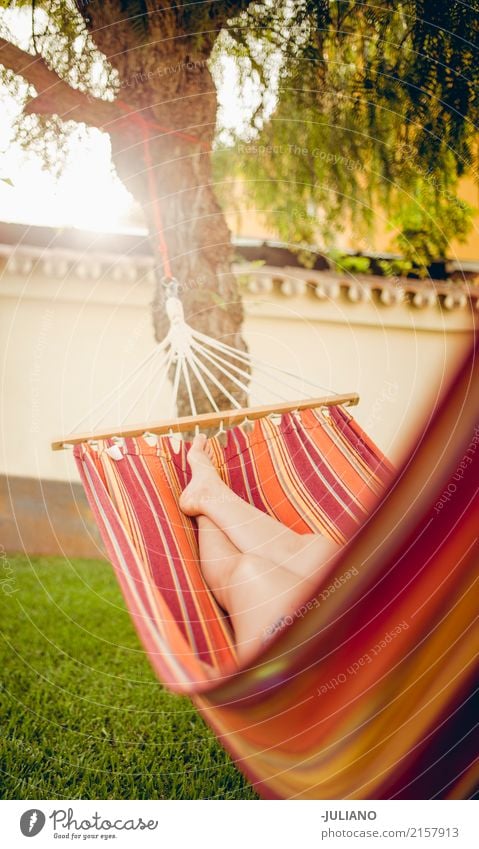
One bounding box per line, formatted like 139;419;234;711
189;433;205;458
194;432;207;450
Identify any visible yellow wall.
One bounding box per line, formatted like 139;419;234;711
449;177;479;260
227;176;479;261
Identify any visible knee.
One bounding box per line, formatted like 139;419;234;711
238;552;264;577
236;553;268;583
220;553;267;612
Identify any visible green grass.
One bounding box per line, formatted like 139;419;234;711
0;554;257;800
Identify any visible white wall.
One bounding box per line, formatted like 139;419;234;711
0;254;473;482
244;293;472;464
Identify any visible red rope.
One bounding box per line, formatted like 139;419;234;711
140;126;173;279
116;100;209;151
111;100;210;279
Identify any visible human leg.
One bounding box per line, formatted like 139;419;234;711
225;553;317;663
196;514;242;611
197;514;315;662
180;434;340;579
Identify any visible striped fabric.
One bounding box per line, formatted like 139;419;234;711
74;337;479;799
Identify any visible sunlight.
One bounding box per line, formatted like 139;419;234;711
0;123;135;232
0;5;136;233
0;6;263;234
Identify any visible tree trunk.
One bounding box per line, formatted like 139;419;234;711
82;3;249;415
109;125;247;416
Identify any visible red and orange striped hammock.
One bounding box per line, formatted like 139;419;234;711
71;332;479;800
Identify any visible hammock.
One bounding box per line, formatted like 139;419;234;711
55;289;479;800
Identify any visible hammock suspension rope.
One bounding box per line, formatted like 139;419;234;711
53;113;358;450
53;280;358;449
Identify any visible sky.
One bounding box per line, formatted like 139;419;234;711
0;6;262;233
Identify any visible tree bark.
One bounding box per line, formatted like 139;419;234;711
105;99;247;414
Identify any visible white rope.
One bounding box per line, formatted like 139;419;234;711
192;328;305;382
184;348;221;413
68;339;169;434
169;356;183;418
191;343;250;396
187;349;243;409
192;338;287;401
68;292;342;436
191;328;339;397
180;355;197;416
106;346;171;428
192;329;309;386
145;349;175;419
190;337;291;403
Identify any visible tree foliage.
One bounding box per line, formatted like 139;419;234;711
1;1;478;270
215;0;479;267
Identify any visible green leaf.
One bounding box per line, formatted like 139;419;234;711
120;0;149;44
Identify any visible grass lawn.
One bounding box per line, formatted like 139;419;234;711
0;554;257;800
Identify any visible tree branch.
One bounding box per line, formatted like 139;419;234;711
0;36;120;130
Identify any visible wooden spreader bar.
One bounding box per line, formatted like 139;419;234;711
51;392;359;451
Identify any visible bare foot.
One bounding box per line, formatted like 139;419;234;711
180;433;224;516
